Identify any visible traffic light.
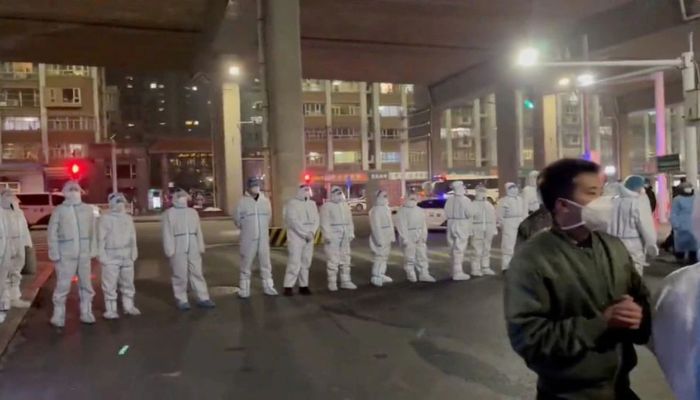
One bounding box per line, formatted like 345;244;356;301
304;173;312;185
66;160;85;180
523;98;535;110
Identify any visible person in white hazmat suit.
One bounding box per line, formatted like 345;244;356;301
497;182;525;272
162;189;215;310
521;171;540;215
608;175;658;276
48;181;97;327
444;181;473;281
0;189;32;309
470;185;497;277
233;178;277;298
369;190;395;287
651;264;700;400
395;193;435;283
320;186;356;291
98;193;140;319
282;185;319;296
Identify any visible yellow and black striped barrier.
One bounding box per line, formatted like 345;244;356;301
269;228;324;247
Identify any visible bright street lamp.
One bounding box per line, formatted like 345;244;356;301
228;65;241;77
517;47;539;67
576;73;595;87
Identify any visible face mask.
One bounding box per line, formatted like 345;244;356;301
507;187;519;197
331;191;345;203
174;197;188;208
453;185;466;196
113;202;126;213
558;198;585;230
11;200;20;211
475;192;486;201
377;195;389;206
67;190;81;203
249;186;261;195
581;196;614;232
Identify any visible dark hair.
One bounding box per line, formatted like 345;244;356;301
538;158;600;212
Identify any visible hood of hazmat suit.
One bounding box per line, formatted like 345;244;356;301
99;192;137;264
452;181;466;196
63;180;83;205
652;264;700;400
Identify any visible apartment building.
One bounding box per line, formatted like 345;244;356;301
302;80;426;200
0;62;109;193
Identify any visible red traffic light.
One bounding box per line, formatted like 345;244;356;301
303;173;311;184
67;160;85;180
71;163;80;175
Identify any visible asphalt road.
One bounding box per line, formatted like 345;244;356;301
0;217;676;399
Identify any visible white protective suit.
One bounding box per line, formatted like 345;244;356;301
470;187;497;277
1;190;32;309
0;203;8;323
497;183;525;271
98;193;140;319
652;264;700;400
283;186;319;294
395;194;435;282
444;181;473;281
521;171;540;214
233;184;277;298
608;185;658;276
320;187;356;291
162;191;213;309
369;190;395;287
47;181;97;327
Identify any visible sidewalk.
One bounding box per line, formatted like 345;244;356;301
0;261;53;358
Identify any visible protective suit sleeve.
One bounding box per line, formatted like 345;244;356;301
505;264;609;364
97;216;109;264
636;197;657;250
20;213;32;248
395;210;408;242
233;202;243;228
496;200;505;227
347;205;355;240
369;208;382;245
312;205;320;234
90;213;98;258
195;212;205;254
320;205;333;242
129;218;138;261
486;203;497;236
285;202;308;239
161;212;175;258
47;209;60;262
421;215;428;243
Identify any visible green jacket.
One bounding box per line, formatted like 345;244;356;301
505;229;651;399
516;205;552;248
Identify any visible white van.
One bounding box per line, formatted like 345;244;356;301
17;193;66;227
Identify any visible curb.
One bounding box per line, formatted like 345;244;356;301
0;262;54;358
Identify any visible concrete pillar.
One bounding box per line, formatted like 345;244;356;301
360;82;369;170
618;113;632;179
136;156;149;215
496;87;519;195
683;53;698;188
540;94;559;168
160;153;170;195
675;105;686;162
266;0;305;225
91;66;102;143
590;94;601;155
211;82;244;216
325;80;334;172
556;94;564;159
38;63;49;164
643;113;651;166
445;109;453;170
429;106;443;176
485;93;497;167
533;93;547;170
472;98;482;167
372;82;382;170
515;90;524;167
654;71;669;223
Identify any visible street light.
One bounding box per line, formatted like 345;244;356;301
576;73;595;87
557;77;571;87
516;47;539;67
228;65;241;77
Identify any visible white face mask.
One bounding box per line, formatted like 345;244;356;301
113;202;126;213
0;196;12;209
453;185;466;196
377;195;389;206
507;187;519;197
581;196;614;232
475;192;486;201
66;190;81;203
331;191;345;203
249;186;261;195
174;196;188;208
297;187;311;200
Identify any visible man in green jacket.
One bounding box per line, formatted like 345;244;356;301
505;159;651;400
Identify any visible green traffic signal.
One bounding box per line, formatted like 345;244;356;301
524;99;535;109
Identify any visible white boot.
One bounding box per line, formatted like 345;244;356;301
370;276;383;287
470;266;483;277
11;297;31;309
370;262;383;287
103;300;119;320
452;264;471;281
340;266;357;290
262;279;278;296
405;268;417;283
419;269;437;282
381;275;393;283
482;267;496;276
51;304;66;328
328;270;338;292
238;279;251;299
122;298;141;316
0;311;5;324
80;301;96;324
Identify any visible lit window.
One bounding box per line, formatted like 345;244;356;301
191;86;198;91
333;151;359;164
380;83;394;94
160;100;166;104
126;76;133;81
378;106;403;117
126;84;133;89
193;120;199;126
381;152;400;163
158;107;164;112
2;116;40;131
185;120;193;126
158;84;164;89
150;82;157;89
159;122;166;126
127;123;135;128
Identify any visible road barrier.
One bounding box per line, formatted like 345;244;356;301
268;228;323;247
